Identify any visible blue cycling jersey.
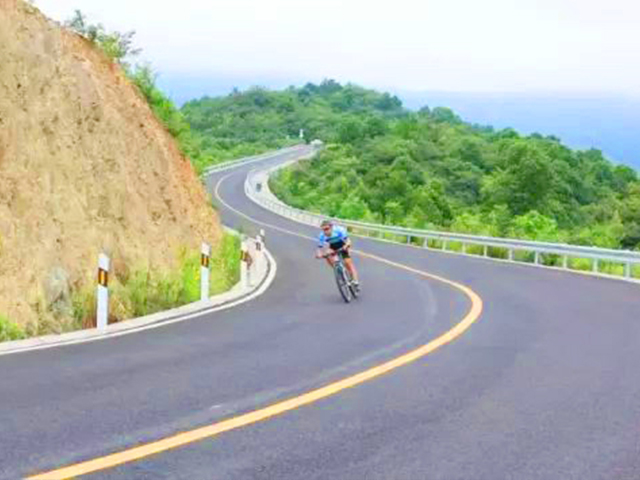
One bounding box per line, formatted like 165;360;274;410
317;225;349;249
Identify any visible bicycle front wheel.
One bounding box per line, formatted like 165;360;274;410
334;264;352;303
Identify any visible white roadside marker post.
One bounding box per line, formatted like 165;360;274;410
241;238;250;288
255;234;265;277
96;253;110;330
201;243;211;301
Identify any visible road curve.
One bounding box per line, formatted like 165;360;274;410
2;148;639;479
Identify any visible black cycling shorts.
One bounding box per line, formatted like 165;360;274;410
330;240;350;258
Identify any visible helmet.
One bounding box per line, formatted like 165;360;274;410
321;219;333;228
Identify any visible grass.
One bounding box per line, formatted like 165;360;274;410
63;234;241;332
209;233;241;294
0;314;27;342
104;233;241;324
1;233;243;341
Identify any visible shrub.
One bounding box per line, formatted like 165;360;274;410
0;315;26;342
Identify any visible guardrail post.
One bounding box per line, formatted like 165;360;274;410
625;263;631;279
563;255;568;269
443;241;448;251
534;251;540;265
508;249;514;261
462;243;467;254
200;243;211;301
592;258;599;273
483;245;488;257
406;235;411;244
96;253;110;330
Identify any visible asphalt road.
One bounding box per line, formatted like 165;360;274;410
2;148;639;479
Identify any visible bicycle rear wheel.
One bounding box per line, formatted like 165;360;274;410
349;280;359;299
334;264;352;303
344;267;359;299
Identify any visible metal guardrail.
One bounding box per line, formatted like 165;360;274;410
245;164;640;282
202;144;307;175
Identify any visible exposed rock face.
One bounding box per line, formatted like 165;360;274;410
43;267;71;318
0;0;221;327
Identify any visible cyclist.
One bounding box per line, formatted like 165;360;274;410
315;219;360;288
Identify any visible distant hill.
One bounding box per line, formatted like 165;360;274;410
398;91;640;170
159;73;640;170
182;80;640;250
180;80;405;166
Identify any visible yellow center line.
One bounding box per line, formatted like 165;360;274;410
28;173;483;479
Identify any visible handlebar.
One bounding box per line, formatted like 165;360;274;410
319;246;349;259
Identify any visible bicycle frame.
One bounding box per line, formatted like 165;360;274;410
324;250;358;303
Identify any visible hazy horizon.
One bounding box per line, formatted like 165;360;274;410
34;0;640;168
37;0;640;98
155;73;640;169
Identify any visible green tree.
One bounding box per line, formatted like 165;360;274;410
65;10;140;66
431;107;462;124
338;117;365;144
509;211;560;241
384;200;404;224
482;142;555;215
338;196;369;220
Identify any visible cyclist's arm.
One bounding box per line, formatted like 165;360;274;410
315;234;327;258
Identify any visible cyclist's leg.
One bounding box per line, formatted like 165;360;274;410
343;256;359;282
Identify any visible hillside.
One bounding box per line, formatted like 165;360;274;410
182;81;405;168
0;0;222;332
400;91;640;170
183;82;640;250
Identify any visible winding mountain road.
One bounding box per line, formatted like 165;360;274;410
2;147;639;479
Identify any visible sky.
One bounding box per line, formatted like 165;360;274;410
35;0;640;97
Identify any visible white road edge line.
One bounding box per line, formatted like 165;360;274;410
0;249;276;356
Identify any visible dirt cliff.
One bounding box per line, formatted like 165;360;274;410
0;0;221;330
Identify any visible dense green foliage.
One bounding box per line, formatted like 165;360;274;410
182;79;404;147
203;83;638;250
274;128;640;248
181;80;403;171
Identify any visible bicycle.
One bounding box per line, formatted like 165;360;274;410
324;249;360;303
